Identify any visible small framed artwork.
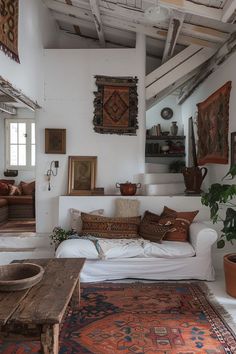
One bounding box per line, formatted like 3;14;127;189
45;129;66;154
231;132;236;166
68;156;97;195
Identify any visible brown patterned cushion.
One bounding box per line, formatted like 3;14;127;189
160;206;199;242
19;181;35;195
0;182;9;196
81;213;141;239
0;179;15;185
139;210;173;243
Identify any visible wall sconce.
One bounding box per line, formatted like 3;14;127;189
46;161;59;191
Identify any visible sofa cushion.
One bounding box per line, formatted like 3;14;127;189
160;206;199;242
143;240;195;258
19;181;35;195
115;198;140;217
81;213;141;239
70;208;104;233
0;179;15;185
139;210;173;243
0;182;9;196
8;185;22;196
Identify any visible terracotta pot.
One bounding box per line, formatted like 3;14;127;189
116;182;141;196
224;253;236;298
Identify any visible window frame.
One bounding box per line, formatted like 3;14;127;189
5;118;36;171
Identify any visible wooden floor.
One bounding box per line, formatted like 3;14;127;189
0;220;36;233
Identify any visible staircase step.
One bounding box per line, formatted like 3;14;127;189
145;183;185;196
138;173;184;184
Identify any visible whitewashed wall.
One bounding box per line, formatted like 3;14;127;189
0;0;58;104
181;51;236;263
36;42;146;233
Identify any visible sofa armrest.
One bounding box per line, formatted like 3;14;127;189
189;222;218;256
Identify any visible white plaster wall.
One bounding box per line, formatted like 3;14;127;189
181;51;236;266
146;95;183;133
0;0;59;104
181;51;236;183
36;45;146;233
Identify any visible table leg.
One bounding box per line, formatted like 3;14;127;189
71;279;80;311
41;324;59;354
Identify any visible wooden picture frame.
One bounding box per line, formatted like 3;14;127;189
231;132;236;166
45;129;66;154
67;156;97;195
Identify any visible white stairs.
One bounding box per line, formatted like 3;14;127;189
0;233;54;265
135;163;185;196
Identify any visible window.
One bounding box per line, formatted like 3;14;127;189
5;119;35;170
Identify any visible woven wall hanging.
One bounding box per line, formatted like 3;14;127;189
93;75;138;135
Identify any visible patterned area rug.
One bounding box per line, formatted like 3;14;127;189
0;282;236;353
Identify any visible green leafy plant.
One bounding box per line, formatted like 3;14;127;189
50;226;75;247
201;164;236;248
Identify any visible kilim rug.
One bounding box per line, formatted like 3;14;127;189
0;0;19;62
0;282;236;353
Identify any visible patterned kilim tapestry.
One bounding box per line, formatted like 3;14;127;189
1;282;236;353
93;75;138;135
0;0;19;62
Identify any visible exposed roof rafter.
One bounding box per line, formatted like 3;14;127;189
89;0;106;46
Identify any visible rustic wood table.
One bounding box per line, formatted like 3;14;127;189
0;258;85;354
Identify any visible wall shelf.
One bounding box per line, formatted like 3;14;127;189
146;153;185;157
146;135;185;140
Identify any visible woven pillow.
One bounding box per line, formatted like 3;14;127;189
19;181;35;195
0;182;9;196
115;198;140;217
81;213;141;239
8;184;22;196
160;206;199;242
139;210;173;243
70;208;104;233
0;179;15;185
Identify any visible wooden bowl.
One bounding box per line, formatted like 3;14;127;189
0;263;44;292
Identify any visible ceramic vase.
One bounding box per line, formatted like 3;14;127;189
170;121;178;136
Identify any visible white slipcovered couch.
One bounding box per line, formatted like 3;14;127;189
56;222;218;282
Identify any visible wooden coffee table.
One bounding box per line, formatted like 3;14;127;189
0;258;85;354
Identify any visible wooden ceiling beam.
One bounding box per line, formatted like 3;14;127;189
0;95;16;103
0;103;16;115
51;8;220;49
162;11;185;63
44;0;228;46
89;0;106;46
146;45;216;101
178;31;236;104
221;0;236;22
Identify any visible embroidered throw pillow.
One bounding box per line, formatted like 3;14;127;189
70;208;104;233
81;213;141;239
0;182;9;196
160;206;199;242
139;210;173;243
8;184;22;196
115;198;140;217
19;181;35;195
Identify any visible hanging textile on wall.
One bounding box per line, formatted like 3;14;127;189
197;81;231;165
0;0;19;63
93;76;138;135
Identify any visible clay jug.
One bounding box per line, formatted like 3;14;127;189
170;121;178;136
182;166;207;194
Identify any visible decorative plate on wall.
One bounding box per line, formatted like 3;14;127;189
161;107;173;120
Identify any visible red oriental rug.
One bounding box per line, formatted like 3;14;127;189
0;282;236;353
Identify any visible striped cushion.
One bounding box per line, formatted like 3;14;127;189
81;213;141;239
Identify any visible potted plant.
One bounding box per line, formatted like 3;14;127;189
50;227;75;249
201;164;236;297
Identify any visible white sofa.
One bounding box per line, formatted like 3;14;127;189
56;222;218;282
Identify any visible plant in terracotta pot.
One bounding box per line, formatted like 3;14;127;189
201;164;236;297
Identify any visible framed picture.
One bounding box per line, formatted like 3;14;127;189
45;129;66;154
68;156;97;195
231;132;236;166
197;81;231;165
